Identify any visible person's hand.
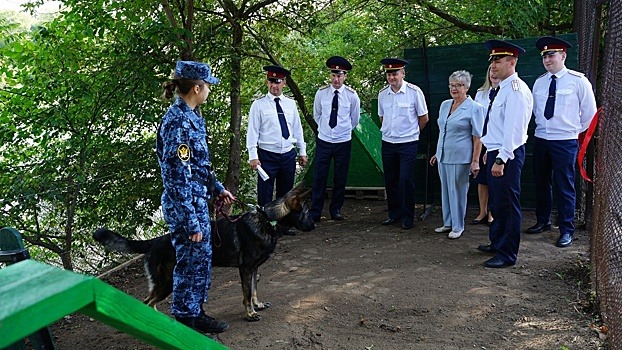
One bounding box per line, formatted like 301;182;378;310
249;159;260;170
429;155;437;166
219;189;235;205
470;161;480;178
299;156;308;166
189;232;203;242
491;163;504;177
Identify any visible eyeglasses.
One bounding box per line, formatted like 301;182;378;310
448;83;465;89
268;78;283;84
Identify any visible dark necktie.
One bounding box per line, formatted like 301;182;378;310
544;75;557;120
329;90;339;128
274;97;289;139
482;87;499;137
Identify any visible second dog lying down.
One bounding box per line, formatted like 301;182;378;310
94;185;315;321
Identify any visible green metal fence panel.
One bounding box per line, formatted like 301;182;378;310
402;33;579;208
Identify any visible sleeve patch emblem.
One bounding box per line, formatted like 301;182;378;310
177;144;191;161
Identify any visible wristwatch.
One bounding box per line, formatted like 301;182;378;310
494;158;505;165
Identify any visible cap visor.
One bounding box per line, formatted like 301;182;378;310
204;76;220;85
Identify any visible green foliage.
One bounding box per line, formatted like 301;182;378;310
0;0;574;272
0;10;168;271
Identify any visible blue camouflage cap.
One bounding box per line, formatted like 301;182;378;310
175;60;220;85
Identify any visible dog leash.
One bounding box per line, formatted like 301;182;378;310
212;198;258;247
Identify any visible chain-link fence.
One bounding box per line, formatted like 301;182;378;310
576;0;622;348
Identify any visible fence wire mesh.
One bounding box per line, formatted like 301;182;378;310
577;0;622;348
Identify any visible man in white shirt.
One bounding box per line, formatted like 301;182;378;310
377;58;429;230
526;36;597;248
246;65;308;207
310;56;360;222
476;40;533;268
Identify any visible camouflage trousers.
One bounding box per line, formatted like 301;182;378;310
163;195;213;317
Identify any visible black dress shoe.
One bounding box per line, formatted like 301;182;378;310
401;219;414;230
381;217;400;226
330;213;344;221
470;215;487;225
556;234;573;247
477;244;498;254
525;221;552;234
483;256;515;268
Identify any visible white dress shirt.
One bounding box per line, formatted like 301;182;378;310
377;81;428;143
480;72;533;162
532;67;597;140
313;84;361;143
246;93;307;160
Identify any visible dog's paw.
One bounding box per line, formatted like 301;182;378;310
254;301;271;311
246;312;261;322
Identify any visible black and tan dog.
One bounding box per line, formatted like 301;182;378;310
93;185;315;321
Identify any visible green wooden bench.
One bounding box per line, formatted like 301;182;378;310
0;257;228;349
0;227;56;349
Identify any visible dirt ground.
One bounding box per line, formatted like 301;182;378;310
51;198;602;349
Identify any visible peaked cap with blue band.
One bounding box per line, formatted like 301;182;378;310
175;61;220;85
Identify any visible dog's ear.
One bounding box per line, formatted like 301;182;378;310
285;186;311;211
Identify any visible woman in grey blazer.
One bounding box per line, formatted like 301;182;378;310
430;70;485;239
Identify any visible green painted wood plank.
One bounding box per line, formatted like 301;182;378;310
0;261;95;347
0;260;227;350
83;279;227;350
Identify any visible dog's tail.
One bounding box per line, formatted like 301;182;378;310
93;228;160;255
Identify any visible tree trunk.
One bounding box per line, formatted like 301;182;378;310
224;21;243;196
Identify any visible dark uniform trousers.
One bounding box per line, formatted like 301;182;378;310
382;140;418;224
310;138;352;218
487;146;525;264
257;148;296;206
532;137;578;236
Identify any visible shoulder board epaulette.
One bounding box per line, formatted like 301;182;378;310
511;79;521;91
345;85;356;93
568;70;585;77
538;72;547;79
252;92;264;101
406;82;418;90
319;85;330;90
284;94;295;99
379;85;389;92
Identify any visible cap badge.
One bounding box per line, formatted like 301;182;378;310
544;46;548;50
177;144;191;162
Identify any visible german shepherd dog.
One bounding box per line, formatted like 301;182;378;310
93;185;315;321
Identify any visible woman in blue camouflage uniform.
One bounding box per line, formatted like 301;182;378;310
158;61;235;334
